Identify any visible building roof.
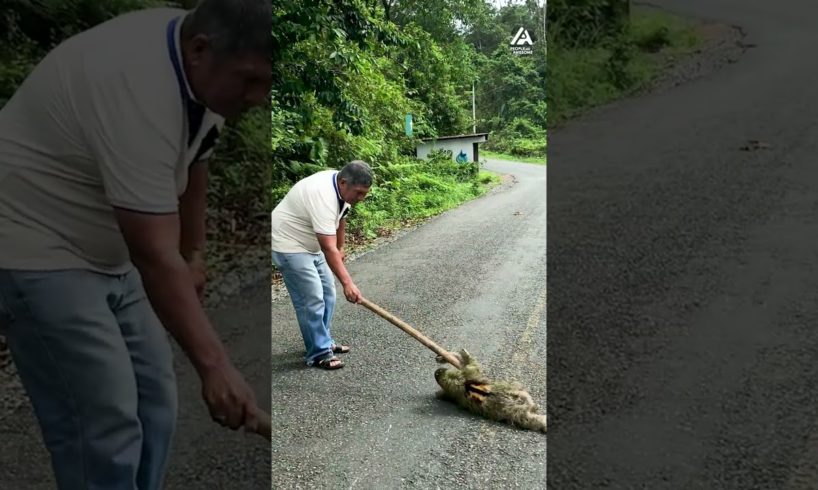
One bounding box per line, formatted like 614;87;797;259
420;132;490;142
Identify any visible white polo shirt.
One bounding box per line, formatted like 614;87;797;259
271;170;351;254
0;7;224;274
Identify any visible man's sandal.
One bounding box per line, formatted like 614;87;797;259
331;344;351;354
313;354;344;370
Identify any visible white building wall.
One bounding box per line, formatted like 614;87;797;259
416;137;485;162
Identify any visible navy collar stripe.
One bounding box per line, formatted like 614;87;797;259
166;16;205;147
332;172;346;215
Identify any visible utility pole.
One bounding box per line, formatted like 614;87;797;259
472;81;476;134
543;0;547;43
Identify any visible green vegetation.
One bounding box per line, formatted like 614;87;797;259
271;0;543;245
547;1;702;126
482;150;546;165
344;154;500;247
0;0;543;272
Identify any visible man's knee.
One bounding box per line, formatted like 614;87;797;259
46;375;143;489
316;257;336;302
324;282;336;303
139;371;178;449
302;285;326;314
129;321;178;444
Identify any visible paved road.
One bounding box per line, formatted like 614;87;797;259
0;281;273;489
0;159;544;489
270;159;546;489
548;1;818;488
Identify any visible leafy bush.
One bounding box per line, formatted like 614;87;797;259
547;4;701;125
345;154;486;241
547;0;630;49
484;117;546;157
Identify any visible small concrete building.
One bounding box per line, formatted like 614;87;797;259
415;133;489;163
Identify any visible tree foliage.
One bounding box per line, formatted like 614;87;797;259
547;0;629;49
0;0;546;251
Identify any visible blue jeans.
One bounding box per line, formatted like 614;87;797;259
0;268;177;490
272;251;338;365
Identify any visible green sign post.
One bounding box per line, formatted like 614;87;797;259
405;113;413;137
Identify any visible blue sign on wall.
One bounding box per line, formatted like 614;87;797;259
456;150;469;164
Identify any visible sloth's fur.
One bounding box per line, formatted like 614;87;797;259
434;349;546;433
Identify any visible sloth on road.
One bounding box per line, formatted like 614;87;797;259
434;349;547;433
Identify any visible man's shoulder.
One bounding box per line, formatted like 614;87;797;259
14;7;184;79
88;7;184;52
284;170;334;206
0;6;185;128
302;169;337;185
51;7;182;50
92;7;186;32
53;7;183;64
299;170;338;196
76;8;187;130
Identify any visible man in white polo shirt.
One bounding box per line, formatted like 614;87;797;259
271;161;373;370
0;0;270;488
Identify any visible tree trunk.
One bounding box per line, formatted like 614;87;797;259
382;0;391;21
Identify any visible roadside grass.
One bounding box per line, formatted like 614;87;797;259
271;157;502;283
343;161;501;250
482;150;546;165
548;6;702;126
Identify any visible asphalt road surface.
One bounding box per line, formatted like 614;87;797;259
0;160;545;489
270;159;547;489
548;1;818;488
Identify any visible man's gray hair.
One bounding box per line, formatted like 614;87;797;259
183;0;271;58
339;160;373;187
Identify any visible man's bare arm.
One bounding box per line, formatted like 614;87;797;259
179;160;207;262
114;208;261;430
336;218;346;259
317;233;361;302
114;208;225;372
318;233;351;286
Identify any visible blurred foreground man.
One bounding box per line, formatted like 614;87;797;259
0;0;271;488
